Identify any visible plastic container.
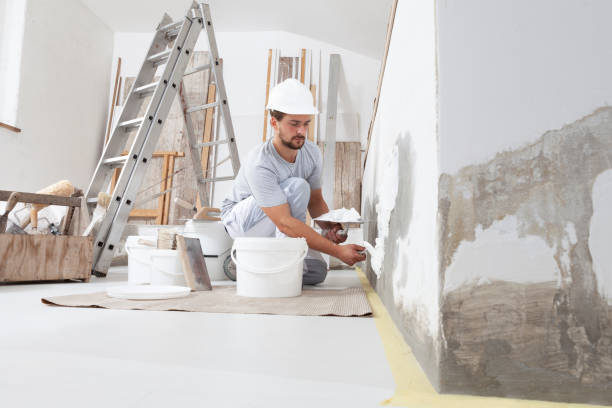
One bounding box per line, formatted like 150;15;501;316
183;220;233;280
232;237;308;298
125;236;185;286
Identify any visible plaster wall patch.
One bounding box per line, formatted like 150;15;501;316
444;215;561;294
370;142;399;277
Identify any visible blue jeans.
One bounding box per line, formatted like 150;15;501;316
222;177;328;285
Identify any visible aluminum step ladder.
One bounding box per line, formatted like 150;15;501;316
85;1;240;276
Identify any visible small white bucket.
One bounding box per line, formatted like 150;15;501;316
232;237;308;298
125;236;185;286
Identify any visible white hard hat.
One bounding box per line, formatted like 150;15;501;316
266;78;318;115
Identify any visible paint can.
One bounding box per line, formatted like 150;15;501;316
232;237;307;298
125;236;185;286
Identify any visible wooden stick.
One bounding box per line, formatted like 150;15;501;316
116;77;122;106
262;49;273;142
201;83;216;178
0;122;21;133
0;190;80;207
128;209;159;218
308;84;316;142
105;58;122;145
300;48;306;84
363;0;398;172
162;154;176;225
157;154;170;224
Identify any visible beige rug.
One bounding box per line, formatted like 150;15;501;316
41;286;372;317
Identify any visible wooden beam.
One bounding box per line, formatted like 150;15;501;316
128;209;159;218
201;83;216;179
308;84;316;142
162;154;176;225
363;0;399;172
157;154;170;224
105;57;122;145
300;48;306;84
0;122;21;133
0;190;81;207
322;55;341;206
263;49;273;142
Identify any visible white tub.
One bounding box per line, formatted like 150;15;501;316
125;236;185;286
232;237;308;298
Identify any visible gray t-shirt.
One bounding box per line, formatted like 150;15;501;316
221;139;322;217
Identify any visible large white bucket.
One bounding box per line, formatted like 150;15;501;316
125;236;185;286
183;220;233;280
232;237;308;298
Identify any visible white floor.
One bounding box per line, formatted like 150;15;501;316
0;268;395;408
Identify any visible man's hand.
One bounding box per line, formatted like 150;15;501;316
335;244;366;266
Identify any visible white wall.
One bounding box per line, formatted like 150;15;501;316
112;29;379;207
362;0;439;344
437;0;612;174
0;0;113;193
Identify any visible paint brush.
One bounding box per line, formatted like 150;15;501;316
82;192;111;237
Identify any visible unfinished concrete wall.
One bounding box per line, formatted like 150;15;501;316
362;0;440;388
0;0;113;192
365;0;612;403
436;0;612;403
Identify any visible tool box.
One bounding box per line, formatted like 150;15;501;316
0;190;92;283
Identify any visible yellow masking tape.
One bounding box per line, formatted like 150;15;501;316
355;267;595;408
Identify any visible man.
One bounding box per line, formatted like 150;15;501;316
221;78;366;284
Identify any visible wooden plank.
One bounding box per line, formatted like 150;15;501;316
157;154;169;224
116;77;122;106
162;154;176;225
0;191;81;207
333;142;362;211
263;49;273;142
308;84;316;142
105;57;122;145
201;83;216;179
300;48;306;84
0;234;92;282
322;55;341;206
363;0;399;171
128;209;159;218
177;235;212;291
0;122;21;133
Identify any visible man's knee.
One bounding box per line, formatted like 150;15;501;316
303;258;328;285
283;177;310;215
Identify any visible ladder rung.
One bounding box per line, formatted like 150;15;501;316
159;20;183;33
187;101;219;113
213;155;231;168
118;117;144;129
194;139;229;148
133;81;159;96
184;63;211;76
103;156;128;168
86;197;98;205
198;176;235;183
147;49;172;64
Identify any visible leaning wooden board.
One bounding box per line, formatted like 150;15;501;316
0;234;93;282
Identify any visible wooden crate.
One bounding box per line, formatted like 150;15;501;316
0;234;92;283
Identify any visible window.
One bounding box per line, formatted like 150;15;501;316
0;0;27;129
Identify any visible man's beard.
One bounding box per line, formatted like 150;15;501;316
279;131;305;150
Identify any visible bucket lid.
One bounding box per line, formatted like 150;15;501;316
233;237;307;252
